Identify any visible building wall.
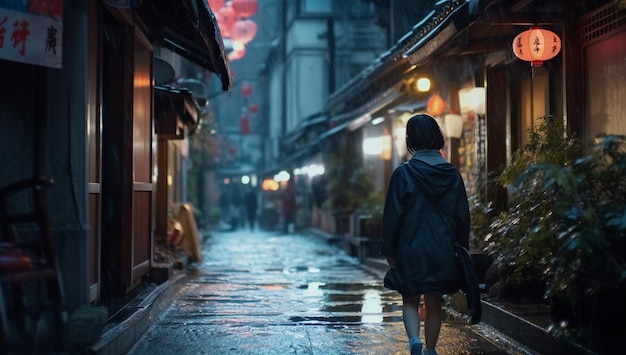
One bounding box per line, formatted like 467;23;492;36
285;53;328;131
586;31;626;139
0;0;91;309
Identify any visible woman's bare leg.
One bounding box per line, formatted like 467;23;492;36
402;294;421;339
423;292;442;351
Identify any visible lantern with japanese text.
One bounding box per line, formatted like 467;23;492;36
207;0;225;11
427;93;446;116
216;4;240;38
231;0;258;17
512;27;561;67
231;19;257;45
241;83;253;97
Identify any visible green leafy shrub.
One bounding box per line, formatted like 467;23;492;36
540;135;626;351
468;115;625;350
360;192;385;221
485;116;582;299
323;134;374;211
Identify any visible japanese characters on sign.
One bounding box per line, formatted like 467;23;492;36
0;0;64;68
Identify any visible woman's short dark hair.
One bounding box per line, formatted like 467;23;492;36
405;113;444;154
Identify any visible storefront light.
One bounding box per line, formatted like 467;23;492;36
416;77;431;92
444;114;464;139
363;137;384;155
274;170;290;182
459;87;486;115
294;164;325;178
363;136;391;159
261;178;279;191
371;116;384;125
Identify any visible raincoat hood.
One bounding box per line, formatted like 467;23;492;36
404;150;460;202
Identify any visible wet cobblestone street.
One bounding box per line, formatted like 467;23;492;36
127;230;525;354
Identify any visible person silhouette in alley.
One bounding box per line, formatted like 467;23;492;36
282;179;297;234
228;183;242;231
380;114;470;355
244;186;258;231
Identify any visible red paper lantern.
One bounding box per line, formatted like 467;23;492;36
207;0;225;11
216;5;240;38
248;103;259;114
241;83;253;97
427;93;446;116
512;27;561;67
231;19;257;45
231;0;258;17
240;115;250;135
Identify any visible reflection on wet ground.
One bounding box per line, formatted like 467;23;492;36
128;231;521;354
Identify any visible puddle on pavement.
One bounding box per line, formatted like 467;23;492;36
293;282;402;324
289;314;402;324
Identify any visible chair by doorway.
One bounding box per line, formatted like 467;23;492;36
0;177;65;351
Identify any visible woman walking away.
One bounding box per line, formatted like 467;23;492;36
380;113;470;355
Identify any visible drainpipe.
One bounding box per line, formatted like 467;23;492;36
327;16;335;94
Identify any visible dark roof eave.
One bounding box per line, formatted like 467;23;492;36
324;0;469;114
137;0;232;92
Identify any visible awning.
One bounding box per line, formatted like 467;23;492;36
154;86;203;139
394;98;430;114
279;112;327;170
280;112;327;149
136;0;232;92
321;84;406;140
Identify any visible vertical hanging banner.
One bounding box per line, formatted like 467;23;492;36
0;0;64;68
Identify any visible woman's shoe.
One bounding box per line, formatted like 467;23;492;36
423;348;438;355
409;337;423;355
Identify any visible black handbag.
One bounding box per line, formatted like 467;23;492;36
455;243;482;324
383;267;400;291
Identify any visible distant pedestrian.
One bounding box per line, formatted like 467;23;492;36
380;114;470;355
244;186;258;231
282;179;297;233
228;184;242;231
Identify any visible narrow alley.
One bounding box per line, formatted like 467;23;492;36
126;230;528;355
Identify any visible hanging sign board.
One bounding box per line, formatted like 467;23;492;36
0;0;64;68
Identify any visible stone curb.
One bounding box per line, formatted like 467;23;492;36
88;272;187;355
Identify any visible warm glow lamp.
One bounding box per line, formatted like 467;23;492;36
416;77;431;92
444;114;464;139
427;93;446;116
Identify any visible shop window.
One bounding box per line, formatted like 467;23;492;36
585;31;626;140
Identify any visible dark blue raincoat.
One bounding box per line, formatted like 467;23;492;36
380;149;470;297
